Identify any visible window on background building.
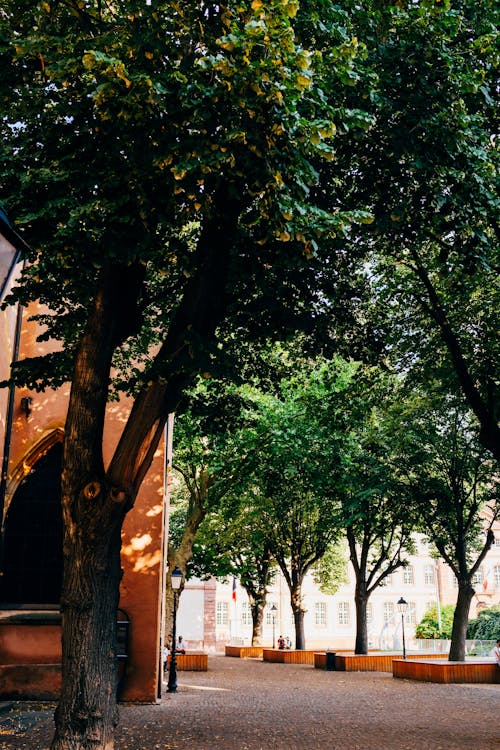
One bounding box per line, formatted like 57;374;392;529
450;572;458;587
265;603;278;625
494;565;500;588
472;569;483;588
366;602;373;625
380;573;393;587
420;537;430;552
403;566;414;585
493;537;500;548
424;564;435;585
425;601;434;613
338;602;350;625
383;602;394;623
241;602;252;626
216;601;228;625
315;601;327;627
405;602;416;625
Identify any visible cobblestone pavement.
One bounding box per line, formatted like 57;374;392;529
1;656;499;749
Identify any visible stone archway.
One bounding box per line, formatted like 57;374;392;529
1;435;63;606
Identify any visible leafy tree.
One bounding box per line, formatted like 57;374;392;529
163;378;262;634
416;604;455;640
193;502;277;646
324;368;418;654
240;359;354;650
168;380;279;647
312;541;349;597
0;2;373;747
337;0;500;462
188;360;347;650
467;605;500;641
394;398;499;660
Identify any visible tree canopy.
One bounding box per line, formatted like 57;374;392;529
1;0;499;746
0;3;374;747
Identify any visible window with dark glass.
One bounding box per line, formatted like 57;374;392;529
0;443;63;606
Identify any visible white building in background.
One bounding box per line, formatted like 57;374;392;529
175;529;500;653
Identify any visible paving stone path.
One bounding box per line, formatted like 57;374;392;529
1;655;499;749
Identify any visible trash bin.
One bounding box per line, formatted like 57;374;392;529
325;651;336;671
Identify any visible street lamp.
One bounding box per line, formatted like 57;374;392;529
397;597;408;659
167;566;183;693
271;604;277;649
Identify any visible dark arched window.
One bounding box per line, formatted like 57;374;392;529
1;443;63;606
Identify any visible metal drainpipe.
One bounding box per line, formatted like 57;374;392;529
0;259;25;573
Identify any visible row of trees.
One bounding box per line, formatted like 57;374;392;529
0;0;498;747
167;349;498;660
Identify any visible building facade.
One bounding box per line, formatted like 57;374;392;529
177;528;500;652
0;215;168;702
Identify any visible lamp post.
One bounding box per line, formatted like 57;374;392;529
397;597;408;659
271;604;277;649
167;566;183;693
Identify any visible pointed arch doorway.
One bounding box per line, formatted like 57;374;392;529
1;442;63;606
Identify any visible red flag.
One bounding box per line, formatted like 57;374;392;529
232;578;237;602
483;568;490;591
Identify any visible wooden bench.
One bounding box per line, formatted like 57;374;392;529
167;652;208;671
263;649;317;665
315;652;448;672
393;659;499;684
313;650;361;669
225;645;264;659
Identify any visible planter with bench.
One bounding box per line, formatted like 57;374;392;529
393;658;499;684
225;645;264;659
262;649;317;665
167;652;208;671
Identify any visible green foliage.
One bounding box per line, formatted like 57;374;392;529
391;395;498;580
0;0;374;394
333;0;500;461
312;541;349;596
467;605;500;640
416;604;455;640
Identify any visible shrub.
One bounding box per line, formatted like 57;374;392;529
466;605;500;640
415;604;454;639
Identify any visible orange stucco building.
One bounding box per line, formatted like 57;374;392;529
0;212;168;702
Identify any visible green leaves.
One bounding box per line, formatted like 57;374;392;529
0;0;378;396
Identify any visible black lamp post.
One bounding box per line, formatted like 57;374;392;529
271;604;277;649
167;566;183;693
397;597;408;659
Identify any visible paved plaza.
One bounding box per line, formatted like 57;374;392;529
1;655;499;749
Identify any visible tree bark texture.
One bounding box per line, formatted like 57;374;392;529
52;271;134;749
51;513;123;750
354;587;369;655
51;199;238;748
288;581;306;650
448;580;475;662
251;603;264;646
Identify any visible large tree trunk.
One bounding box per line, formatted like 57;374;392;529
251;603;264;646
52;506;123;749
51;270;138;749
289;583;305;650
449;579;475;661
292;606;305;650
50;199;237;748
354;584;369;655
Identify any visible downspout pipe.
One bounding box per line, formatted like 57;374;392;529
0;290;24;569
0;209;31;574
